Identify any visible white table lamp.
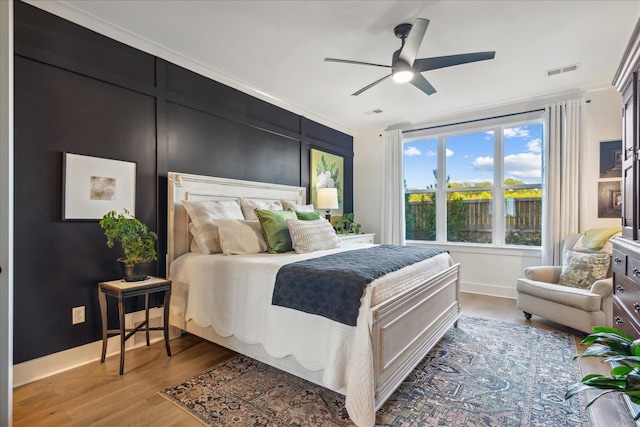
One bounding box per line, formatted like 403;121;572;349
316;187;339;221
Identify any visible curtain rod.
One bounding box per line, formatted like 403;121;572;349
400;108;546;135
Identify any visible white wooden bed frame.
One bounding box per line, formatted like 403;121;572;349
166;172;460;413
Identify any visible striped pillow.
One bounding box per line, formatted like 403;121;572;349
182;199;244;254
214;219;267;255
240;198;283;220
281;201;315;212
286;218;340;254
188;223;201;253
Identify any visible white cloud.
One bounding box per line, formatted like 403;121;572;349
527;138;542;153
446;148;454;157
473;156;494;170
404;146;421;156
504;127;530;138
504;152;542;179
469;153;541;180
426;150;437;157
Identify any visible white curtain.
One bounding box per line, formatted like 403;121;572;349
379;129;405;245
542;99;582;265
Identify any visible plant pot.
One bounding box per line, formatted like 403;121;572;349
117;258;151;282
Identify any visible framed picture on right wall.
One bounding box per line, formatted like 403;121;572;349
598;180;622;218
599;139;622;178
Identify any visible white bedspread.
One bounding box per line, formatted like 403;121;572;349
169;243;453;426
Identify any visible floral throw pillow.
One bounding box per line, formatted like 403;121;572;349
558;250;611;289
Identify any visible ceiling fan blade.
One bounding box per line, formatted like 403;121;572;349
351;74;392;96
398;18;429;66
413;51;496;72
324;58;392;69
410;73;436;96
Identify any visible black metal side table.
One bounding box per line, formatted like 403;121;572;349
98;276;172;375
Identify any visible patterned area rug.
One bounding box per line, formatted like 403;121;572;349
159;316;589;426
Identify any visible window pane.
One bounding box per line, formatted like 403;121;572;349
446;131;494;186
404;138;437;242
505;189;542;246
503;124;542;185
503;124;542;246
404;138;438;190
405;192;435;241
447;192;493;243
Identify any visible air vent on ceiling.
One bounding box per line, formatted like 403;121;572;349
365;108;384;115
546;63;579;77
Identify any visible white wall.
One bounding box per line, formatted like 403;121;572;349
354;87;623;299
580;87;625;231
353;128;383;242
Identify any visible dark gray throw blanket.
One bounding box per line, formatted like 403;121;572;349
272;245;448;326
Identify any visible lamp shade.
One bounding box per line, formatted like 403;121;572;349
316;187;339;210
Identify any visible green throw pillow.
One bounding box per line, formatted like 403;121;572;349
581;227;621;250
295;210;321;221
255;208;298;253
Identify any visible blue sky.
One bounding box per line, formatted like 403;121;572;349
403;124;543;189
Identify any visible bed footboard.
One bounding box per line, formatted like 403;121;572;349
371;263;460;409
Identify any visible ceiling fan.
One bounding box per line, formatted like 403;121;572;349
324;18;496;96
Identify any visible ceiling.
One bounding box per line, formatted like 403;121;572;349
34;1;640;134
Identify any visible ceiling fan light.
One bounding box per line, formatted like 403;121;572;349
393;70;414;83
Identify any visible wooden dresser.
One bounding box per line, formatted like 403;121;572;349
613;19;640;339
612;238;640;337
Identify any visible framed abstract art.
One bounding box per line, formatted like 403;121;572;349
63;152;136;220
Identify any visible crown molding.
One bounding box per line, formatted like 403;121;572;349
613;17;640;92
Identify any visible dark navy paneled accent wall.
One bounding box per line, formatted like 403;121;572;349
13;1;353;364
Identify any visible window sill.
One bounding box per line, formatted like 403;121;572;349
406;240;542;258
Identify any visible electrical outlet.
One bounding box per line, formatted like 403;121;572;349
72;306;85;325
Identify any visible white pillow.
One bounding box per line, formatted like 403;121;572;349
214;219;267;255
188;223;201;253
286;218;341;254
281;201;314;212
182;199;244;254
240;198;283;220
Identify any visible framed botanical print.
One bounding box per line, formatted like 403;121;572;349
310;148;344;215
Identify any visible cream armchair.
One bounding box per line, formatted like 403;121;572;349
516;233;613;334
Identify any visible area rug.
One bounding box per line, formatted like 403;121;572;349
159;316;589;426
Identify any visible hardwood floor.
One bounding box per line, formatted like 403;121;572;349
12;293;632;426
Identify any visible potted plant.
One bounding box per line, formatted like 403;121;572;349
566;326;640;421
332;213;363;235
99;209;157;282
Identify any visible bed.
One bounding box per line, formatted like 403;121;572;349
166;172;460;427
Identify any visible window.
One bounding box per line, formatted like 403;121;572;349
404;117;543;246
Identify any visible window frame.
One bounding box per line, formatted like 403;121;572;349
404;112;544;247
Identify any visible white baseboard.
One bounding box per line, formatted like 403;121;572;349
13;307;167;387
461;280;517;299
